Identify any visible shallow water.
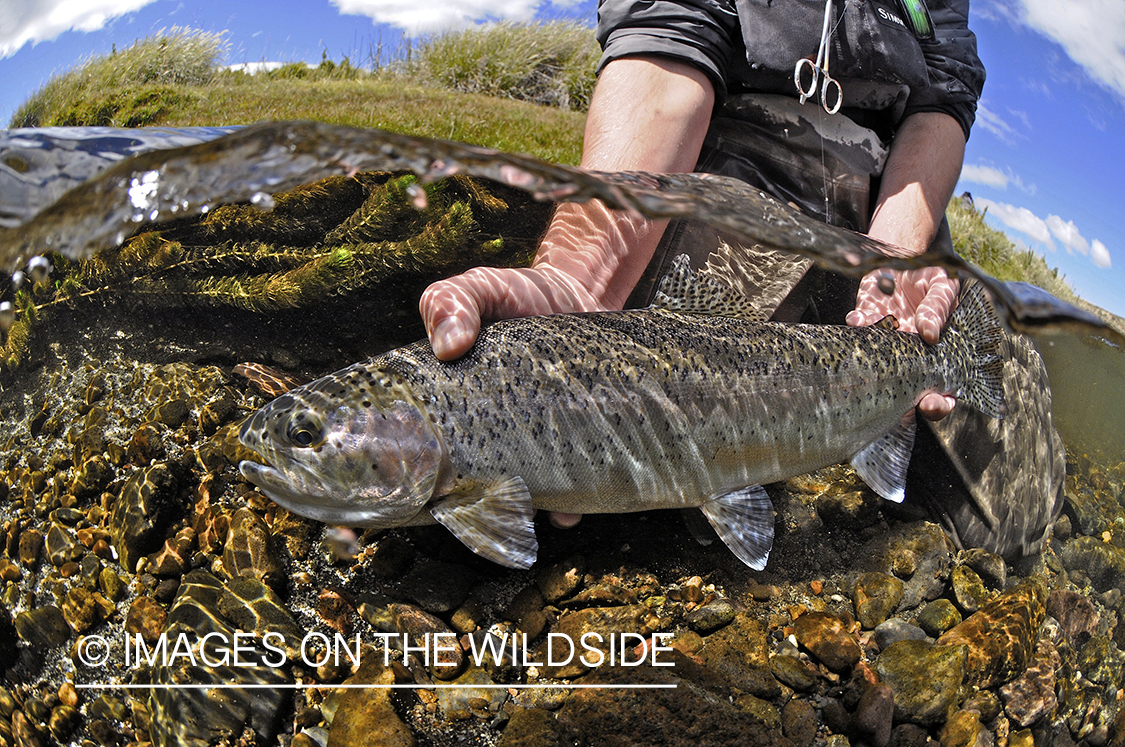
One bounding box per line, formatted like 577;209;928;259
0;121;1116;341
1033;331;1125;463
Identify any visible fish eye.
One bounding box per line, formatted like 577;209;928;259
286;414;323;448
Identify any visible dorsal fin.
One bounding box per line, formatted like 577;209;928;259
652;254;769;321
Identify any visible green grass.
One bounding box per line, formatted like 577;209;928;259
11;28;225;128
408;21;600;111
10;23;590;164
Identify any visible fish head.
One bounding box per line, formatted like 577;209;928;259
237;366;444;527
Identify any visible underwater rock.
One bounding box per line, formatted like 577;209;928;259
503;584;548;639
18;527;43;568
148;569;289;747
540;605;650;678
918;599;963;637
536;555;586;603
859;522;956;609
125;595;167;644
962;548;1007;590
556;662;780;747
999;639;1059;728
497;707;565;747
217;576;305;656
873;618;928;650
686;598;736;634
874;639;965;725
851;683;894;747
1047;589;1100;644
109;462;180;572
937;580;1047;689
388;602;463;680
770;654;819;692
326;655;414;747
781;698;818;747
1076;635;1125;687
61;586;113;632
793;611;861;672
15;606;70;649
128;422;169;464
434;666;507;721
364;535;415;578
44;522;81;566
951;565;991;614
854;571;905;629
222;507;284;589
698;612;771;675
939;709;986;747
559;581;639;609
71;454;113;498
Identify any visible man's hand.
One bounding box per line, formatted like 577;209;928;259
421;264;605;361
847;266;960;420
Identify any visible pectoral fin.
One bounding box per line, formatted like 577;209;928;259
699;485;775;570
430;477;538;569
851;411;917;503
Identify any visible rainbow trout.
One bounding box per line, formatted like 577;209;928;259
238;258;1005;570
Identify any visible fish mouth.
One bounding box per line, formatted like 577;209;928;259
239;460;319;511
238;458;425;528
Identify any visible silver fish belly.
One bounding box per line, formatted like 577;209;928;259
239;259;1004;570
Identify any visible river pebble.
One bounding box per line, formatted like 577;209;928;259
793;610;861;672
536;555;585;603
999;639;1059;727
918;598;962;637
951;565;991;614
937;580;1046;688
854;571;905;629
109;462;180;571
324;656;414;747
875;640;965;725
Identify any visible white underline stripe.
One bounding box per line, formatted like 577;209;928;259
76;683;678;690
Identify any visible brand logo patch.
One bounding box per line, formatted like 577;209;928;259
875;5;909;30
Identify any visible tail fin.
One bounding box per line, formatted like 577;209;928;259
946;281;1006;419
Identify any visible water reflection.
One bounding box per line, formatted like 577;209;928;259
0;121;1116;343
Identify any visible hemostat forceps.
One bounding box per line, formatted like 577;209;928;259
793;0;844;114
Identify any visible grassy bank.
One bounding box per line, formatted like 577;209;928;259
12;25;1117;330
11;27;590;164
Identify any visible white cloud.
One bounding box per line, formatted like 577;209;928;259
226;61;286;74
977;198;1114;270
960;164;1009;188
975;197;1056;249
1045;214;1090;256
959;162;1035;194
330;0;552;34
975;102;1021;143
0;0;158;58
1091;239;1113;268
1011;0;1125;105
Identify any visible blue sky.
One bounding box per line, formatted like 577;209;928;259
0;0;1122;317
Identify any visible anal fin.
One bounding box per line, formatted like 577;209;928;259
699;485;774;570
851;411;917;503
430;476;538;569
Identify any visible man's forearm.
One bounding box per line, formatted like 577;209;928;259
867;111;966;256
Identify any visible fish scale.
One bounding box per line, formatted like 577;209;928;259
239;257;1004;570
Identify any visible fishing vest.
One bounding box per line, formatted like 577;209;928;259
732;0;937;122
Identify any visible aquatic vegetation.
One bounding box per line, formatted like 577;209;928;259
0;171;549;372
